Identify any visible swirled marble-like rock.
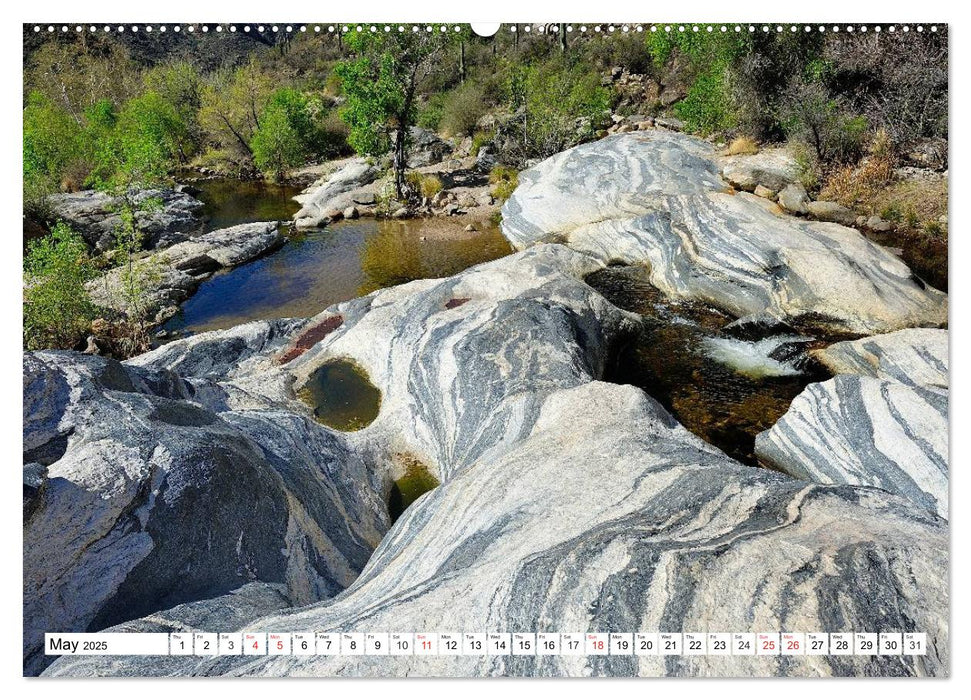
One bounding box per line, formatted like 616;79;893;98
282;244;640;481
23;350;388;675
293;159;379;229
46;382;948;678
755;375;948;519
720;148;800;192
813;328;948;390
501;133;946;335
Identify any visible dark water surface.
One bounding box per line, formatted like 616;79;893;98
586;266;830;466
163;179;512;337
298;360;382;432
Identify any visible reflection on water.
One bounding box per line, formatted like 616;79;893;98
193;178;303;231
586;265;829;466
163;219;512;337
298;360;382;432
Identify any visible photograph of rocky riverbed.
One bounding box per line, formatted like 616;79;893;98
22;22;948;678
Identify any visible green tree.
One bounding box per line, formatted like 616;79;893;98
24;222;97;351
22;92;84;210
198;61;275;162
335;28;453;198
250;88;314;179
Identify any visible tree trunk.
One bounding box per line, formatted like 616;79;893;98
393;123;407;199
559;23;567;52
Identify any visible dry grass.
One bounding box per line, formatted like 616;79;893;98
405;172;444;199
872;177;948;234
819;131;896;209
722;136;759;156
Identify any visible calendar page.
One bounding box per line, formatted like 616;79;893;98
21;17;950;680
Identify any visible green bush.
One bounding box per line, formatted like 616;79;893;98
24;222;97;351
504;59;610;161
250;89;314;179
489;165;518;202
417;94;446;132
674;68;735;135
23;92;85;209
439;82;489;137
780;80;869;165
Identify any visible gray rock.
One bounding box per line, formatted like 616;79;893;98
813;328;948;390
721;149;800;192
293;159;379;229
343;206;359;220
806;200;857;226
283;245;640;482
403;127;452;168
777;183;810;215
87;222;284;322
48;188;204;252
754;184;776;200
23;350;388;675
501;133;946;335
50;381;948;677
867;215;893;232
755;375;948;519
654;116;684;131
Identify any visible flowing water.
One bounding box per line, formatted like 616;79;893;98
169;178;827;472
585;265;831;466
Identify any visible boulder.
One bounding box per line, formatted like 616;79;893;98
501;132;946;335
48;188;204;252
293;159;379;229
755;375;948;519
721;149;800;193
404;127;452;168
23;349;389;675
777;183;810;215
806;200;857;226
87;221;284;322
812;328;948;390
281;245;640;481
48;381;948;677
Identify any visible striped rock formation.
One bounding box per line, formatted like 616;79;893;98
45;382;948;678
501;132;946;335
757;329;949;519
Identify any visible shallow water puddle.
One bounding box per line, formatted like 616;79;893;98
585;265;830;466
298;360;381;432
162;218;511;337
388;455;440;523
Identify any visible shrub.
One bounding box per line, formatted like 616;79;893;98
503;59;610;162
417;94;446;132
723;136;759;156
439;82;489;137
405;171;444;199
819;130;896;208
24;222;97;351
674;68;736;135
23;92;85;210
780;80;869;165
489;165;518;202
470;130;494;157
250;89;315;179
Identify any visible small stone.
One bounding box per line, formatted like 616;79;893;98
343;206;359;220
777;183;809;215
806;200;857;226
867;215;893;232
635;120;655;131
325;208;344;221
654;116;684;131
464;223;477;232
392;207;410;219
754;185;776;200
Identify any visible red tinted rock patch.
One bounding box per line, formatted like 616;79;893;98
277;315;344;364
445;297;471;309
